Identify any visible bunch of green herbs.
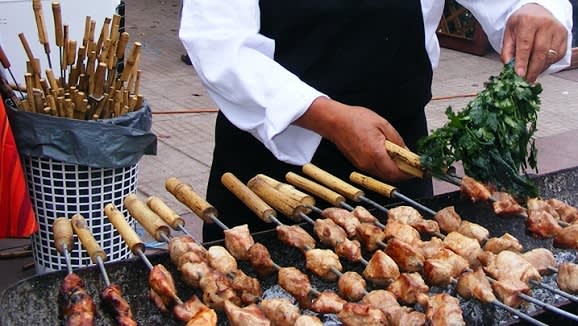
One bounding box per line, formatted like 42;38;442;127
418;63;541;199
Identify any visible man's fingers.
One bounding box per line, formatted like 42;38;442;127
526;28;551;82
513;27;536;78
501;29;516;64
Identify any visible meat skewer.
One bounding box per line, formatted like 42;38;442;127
53;217;96;325
286;171;355;211
70;214;137;326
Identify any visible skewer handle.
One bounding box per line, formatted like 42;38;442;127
302;163;364;201
124;194;171;241
349;172;396;198
247;177;304;222
256;174;315;207
165;177;218;224
384;140;425;178
285;172;346;206
0;44;10;69
53;217;73;255
146;196;185;230
52;2;64;47
104;203;145;254
221;172;276;223
32;0;49;47
71;213;107;263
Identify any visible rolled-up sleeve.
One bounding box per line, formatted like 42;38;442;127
179;0;325;165
458;0;573;73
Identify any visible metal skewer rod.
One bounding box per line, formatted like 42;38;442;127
70;214;111;286
0;44;25;99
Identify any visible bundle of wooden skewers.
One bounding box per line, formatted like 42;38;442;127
5;0;143;120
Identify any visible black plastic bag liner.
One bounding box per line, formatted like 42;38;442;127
6;100;157;168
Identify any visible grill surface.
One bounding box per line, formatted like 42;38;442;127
1;167;578;325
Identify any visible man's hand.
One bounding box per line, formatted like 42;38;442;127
501;3;568;83
295;97;412;182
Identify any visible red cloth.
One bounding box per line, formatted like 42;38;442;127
0;97;36;238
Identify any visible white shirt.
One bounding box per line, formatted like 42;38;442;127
179;0;573;165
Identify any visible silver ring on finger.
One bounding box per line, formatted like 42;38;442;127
547;49;558;58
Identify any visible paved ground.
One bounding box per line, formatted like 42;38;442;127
1;0;577;293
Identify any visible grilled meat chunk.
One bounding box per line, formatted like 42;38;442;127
547;198;578;223
557;263;578;293
60;273;96;326
335;238;363;262
276;225;315;252
481;250;541;284
387;272;429;305
460;176;491;203
527;198;563;238
457;221;489;244
434;206;461;233
443;231;482;267
492;279;530;308
259;298;300;326
419;293;465;326
322;207;360;238
149;264;179;309
338;302;387;326
180;261;211;288
207;246;238;275
224;224;255;260
423;249;469;286
483;233;522;254
100;284;137;326
492;191;525;216
553;224;578;249
385;238;424;272
387;205;439;234
352;205;378;224
357;223;386;251
313;218;347;247
456;268;496;303
229;269;262;305
247;243;276;277
224;300;270;326
169;235;207;266
277;267;312;307
310;290;346;314
360;290;426;326
338;271;367;302
199;270;241;310
294;315;323;326
173;295;216;325
415;237;444;259
363;250;400;286
521;248;556;275
527;208;563;238
305;248;342;281
178;250;209;268
383;220;421;245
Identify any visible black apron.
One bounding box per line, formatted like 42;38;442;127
204;0;433;242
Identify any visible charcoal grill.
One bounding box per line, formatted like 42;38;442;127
1;167;578;325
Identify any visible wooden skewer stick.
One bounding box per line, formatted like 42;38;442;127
32;0;52;69
52;2;64;79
